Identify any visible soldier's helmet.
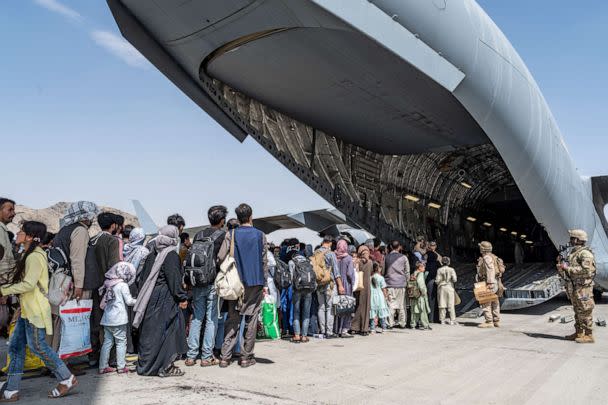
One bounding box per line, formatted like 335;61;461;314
479;241;493;253
568;229;588;242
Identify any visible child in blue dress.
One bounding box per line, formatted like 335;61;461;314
369;262;390;333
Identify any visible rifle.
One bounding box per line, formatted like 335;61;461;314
557;244;573;283
557;244;572;267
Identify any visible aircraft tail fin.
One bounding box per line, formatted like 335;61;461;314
131;200;159;235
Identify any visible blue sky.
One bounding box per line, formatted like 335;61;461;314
1;1;606;240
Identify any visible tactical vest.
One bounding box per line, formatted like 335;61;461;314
567;246;596;284
476;253;499;282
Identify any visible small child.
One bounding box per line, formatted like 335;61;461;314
98;262;137;374
409;262;431;330
436;256;458;325
369;262;390;333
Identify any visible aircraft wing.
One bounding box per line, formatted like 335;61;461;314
253;209;358;234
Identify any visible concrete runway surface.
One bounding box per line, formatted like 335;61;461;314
4;295;607;405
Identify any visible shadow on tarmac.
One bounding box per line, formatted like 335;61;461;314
458;321;482;328
254;357;274;364
521;332;566;341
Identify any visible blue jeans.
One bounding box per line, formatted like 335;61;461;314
7;317;71;391
187;284;218;360
100;325;127;369
280;286;294;335
215;312;244;354
293;290;312;337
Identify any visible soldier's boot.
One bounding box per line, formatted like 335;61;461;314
478;322;494;328
565;327;583;341
575;331;594;344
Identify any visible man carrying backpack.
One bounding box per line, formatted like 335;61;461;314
185;205;227;367
49;201;99;350
87;212;121;365
287;241;316;343
217;204;267;368
313;235;343;338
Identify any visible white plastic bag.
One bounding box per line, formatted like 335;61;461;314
58;299;92;359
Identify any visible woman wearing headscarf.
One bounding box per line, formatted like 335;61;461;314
351;245;372;335
122;227;150;354
123;227;150;276
133;225;188;377
335;239;356;338
98;262;137;374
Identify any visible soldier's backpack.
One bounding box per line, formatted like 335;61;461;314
407;274;421;299
184;229;223;287
273;259;291;290
311;250;332;286
495;257;506;278
292;255;317;292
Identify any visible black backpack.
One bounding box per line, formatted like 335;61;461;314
292;255;317;292
48;246;70;276
184;229;223;287
273;259;291;290
83;233;103;290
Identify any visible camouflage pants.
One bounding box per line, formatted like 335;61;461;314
481;299;500;323
571;285;595;333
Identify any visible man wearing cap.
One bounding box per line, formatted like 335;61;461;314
559;229;596;343
476;241;503;328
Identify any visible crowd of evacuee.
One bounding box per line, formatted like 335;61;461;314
0;197;461;401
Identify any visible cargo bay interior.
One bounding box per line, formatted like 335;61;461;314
109;0;564;309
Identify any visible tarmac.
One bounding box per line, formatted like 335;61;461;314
3;294;607;405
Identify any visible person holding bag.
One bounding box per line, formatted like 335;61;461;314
0;221;77;401
351;245;372;335
216;204;267;368
334;239;355;338
435;256;458;325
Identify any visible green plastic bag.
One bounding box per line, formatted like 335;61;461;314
261;296;280;340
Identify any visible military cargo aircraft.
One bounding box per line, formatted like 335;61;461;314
110;1;607;308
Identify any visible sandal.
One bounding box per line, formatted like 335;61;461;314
301;336;310;343
200;358;220;367
184;358;197;367
48;375;78;399
158;366;185;378
98;367;116;375
290;335;301;343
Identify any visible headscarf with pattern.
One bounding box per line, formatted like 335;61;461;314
60;201;99;227
98;261;136;310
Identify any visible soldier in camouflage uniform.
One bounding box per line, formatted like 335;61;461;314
476;241;503;328
558;229;596;343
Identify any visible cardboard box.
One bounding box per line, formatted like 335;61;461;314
474;281;498;304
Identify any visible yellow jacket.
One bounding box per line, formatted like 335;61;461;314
1;247;53;334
